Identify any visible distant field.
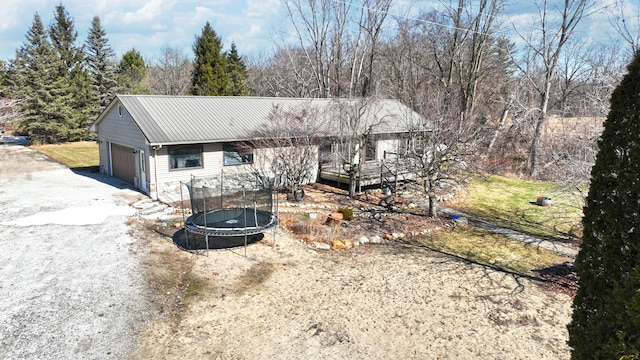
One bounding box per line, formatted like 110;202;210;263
31;141;99;168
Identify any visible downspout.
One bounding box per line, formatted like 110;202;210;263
153;144;162;200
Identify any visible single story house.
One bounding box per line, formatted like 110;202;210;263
91;95;428;203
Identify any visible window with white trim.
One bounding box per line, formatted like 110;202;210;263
169;144;203;170
223;143;253;165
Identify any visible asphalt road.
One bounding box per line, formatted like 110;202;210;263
0;145;150;359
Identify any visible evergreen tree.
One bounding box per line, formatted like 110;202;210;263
49;5;83;72
118;49;149;94
0;60;8;99
225;42;249;96
568;51;640;359
190;22;229;96
49;4;91;140
85;16;119;114
10;13;72;143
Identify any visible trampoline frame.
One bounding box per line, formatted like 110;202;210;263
185;208;278;237
180;172;279;255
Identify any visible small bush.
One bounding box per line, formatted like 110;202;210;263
337;207;354;221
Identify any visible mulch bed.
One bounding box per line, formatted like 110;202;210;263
279;183;446;243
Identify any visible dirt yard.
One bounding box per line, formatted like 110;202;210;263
131;186;574;359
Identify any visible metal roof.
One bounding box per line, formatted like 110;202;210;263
95;95;427;146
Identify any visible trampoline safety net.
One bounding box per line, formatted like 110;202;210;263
181;174;278;237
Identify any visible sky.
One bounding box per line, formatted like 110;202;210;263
0;0;636;63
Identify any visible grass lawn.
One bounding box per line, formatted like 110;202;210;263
31;141;99;169
450;175;584;240
417;225;573;276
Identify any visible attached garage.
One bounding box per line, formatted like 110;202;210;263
110;143;136;185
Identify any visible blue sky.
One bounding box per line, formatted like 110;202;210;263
0;0;283;62
0;0;636;63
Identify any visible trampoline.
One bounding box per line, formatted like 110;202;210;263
185;208;277;236
180;173;278;254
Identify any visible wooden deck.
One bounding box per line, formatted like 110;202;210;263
319;159;417;188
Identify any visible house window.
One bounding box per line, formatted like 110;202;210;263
398;136;427;155
413;136;426;153
118;105;123;117
365;138;376;161
400;137;411;155
139;150;146;173
319;139;333;166
223;143;253;165
169;144;203;170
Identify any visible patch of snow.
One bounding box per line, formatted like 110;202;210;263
1;205;135;226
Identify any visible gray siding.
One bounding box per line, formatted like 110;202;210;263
97;103;147;148
96;101;150;191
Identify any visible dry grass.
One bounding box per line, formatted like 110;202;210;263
231;262;275;295
279;212;339;244
132;221;208;321
31;141;99;168
418;225;572;275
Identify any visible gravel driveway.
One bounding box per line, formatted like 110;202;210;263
0;145;149;359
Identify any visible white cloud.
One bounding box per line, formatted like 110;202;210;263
244;0;281;17
1;0;632;64
121;0;169;24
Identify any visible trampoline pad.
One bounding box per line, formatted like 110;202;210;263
185;208;277;236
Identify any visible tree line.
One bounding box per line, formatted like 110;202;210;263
0;1;635;182
0;5;248;143
0;1;636;181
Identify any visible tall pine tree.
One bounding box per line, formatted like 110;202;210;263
85;16;119;115
49;5;83;71
10;13;72;143
568;51;640;359
225;42;249;96
190;22;229;96
118;49;148;94
49;4;91;140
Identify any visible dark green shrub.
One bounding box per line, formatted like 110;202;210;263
568;51;640;359
337;207;354;221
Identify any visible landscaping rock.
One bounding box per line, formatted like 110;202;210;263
370;235;383;244
330;212;344;220
342;239;354;249
453;217;468;226
132;199;154;209
357;236;370;244
314;242;331;250
331;240;347;250
536;196;553;206
324;212;344;226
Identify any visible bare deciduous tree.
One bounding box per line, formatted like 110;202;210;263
405;86;485;217
246;47;318;97
331;97;388;198
509;0;593;177
147;46;192;95
245;103;327;200
0;98;23;129
380;0;506;216
282;0;392;98
607;0;640;56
